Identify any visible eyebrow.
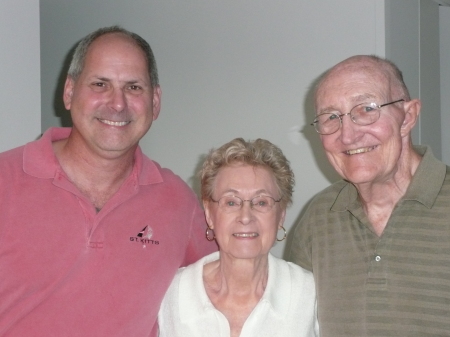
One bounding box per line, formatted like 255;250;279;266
219;189;272;197
90;76;148;86
92;76;110;82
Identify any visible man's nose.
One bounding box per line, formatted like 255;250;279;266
108;88;126;112
339;113;361;144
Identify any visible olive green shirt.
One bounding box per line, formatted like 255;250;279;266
290;146;450;336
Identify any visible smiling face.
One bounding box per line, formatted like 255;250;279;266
63;33;161;159
315;59;414;185
204;163;286;261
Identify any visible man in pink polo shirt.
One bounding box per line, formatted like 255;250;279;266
0;26;216;336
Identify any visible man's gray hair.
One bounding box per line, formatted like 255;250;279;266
67;25;159;87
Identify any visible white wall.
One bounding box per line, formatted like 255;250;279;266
41;0;384;256
440;6;450;165
40;0;386;258
0;0;40;152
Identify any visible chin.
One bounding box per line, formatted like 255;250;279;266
229;248;269;260
343;173;378;185
339;165;380;182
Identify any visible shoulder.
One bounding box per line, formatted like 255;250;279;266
157;163;189;187
301;179;354;220
167;252;220;294
266;254;317;324
0;146;26;188
139;153;197;198
270;254;314;286
310;180;348;204
0;145;25;165
161;252;219;315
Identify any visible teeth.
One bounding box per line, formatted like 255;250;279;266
98;119;130;126
346;146;375;155
233;233;258;238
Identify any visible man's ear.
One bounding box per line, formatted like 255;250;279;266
151;85;162;121
401;98;421;137
63;77;75;110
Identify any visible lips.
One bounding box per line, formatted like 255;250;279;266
345;145;377;155
98;118;130;127
233;233;259;238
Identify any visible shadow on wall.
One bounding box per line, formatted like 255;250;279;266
188;153;208;201
284;70;342;259
301;71;341;184
53;43;78;128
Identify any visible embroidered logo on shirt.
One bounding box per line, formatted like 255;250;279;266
137;225;153;239
130;225;159;246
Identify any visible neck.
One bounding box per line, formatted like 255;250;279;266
53;138;136;209
205;253;269;297
203;253;270;337
354;144;422;236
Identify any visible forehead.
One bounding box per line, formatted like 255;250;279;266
214;164;278;193
83;33;148;74
316;61;390;109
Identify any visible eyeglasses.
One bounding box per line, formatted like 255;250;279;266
210;195;281;213
311;99;405;135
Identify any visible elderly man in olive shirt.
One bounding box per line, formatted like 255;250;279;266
290;55;450;337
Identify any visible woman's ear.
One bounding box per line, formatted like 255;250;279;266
400;98;421;137
278;209;286;229
203;200;213;229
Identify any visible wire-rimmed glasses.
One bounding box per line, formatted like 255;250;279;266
210;195;281;213
311;99;405;135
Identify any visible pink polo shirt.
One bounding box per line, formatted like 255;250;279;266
0;127;216;336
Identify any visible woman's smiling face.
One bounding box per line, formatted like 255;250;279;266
204;163;285;260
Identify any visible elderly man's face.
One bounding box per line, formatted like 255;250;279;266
315;64;408;186
63;33;161;158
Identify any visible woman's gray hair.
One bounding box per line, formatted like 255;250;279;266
200;138;295;209
67;25;159;87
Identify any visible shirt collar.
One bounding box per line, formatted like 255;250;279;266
402;145;447;208
23;127;70;178
178;252;291;322
263;253;292;317
23;127;164;186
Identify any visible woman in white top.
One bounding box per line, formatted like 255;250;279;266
158;138;319;337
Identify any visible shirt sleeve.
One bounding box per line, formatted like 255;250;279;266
288;202;314;272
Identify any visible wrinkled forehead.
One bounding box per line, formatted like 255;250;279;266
315;60;392;108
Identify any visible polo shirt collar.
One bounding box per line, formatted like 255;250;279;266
23;127;163;186
402;146;447;208
23;127;70;178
